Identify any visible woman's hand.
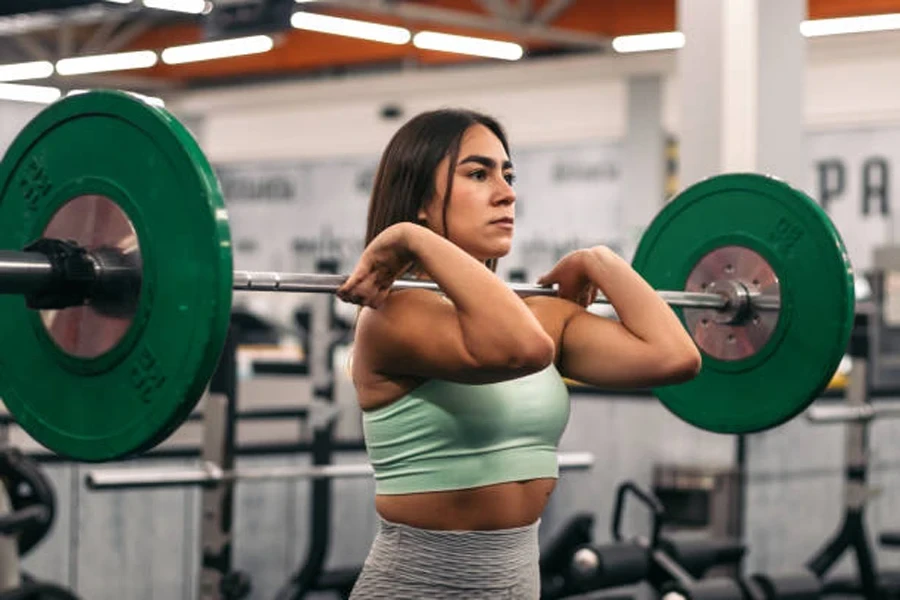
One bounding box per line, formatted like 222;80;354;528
337;223;417;308
537;248;608;308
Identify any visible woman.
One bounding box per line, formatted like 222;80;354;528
337;109;701;599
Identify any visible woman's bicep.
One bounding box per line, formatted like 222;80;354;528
558;311;699;389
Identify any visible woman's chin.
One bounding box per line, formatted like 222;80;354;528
463;239;512;262
481;245;512;261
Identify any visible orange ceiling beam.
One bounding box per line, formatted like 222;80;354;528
118;0;900;85
126;3;541;83
809;0;900;18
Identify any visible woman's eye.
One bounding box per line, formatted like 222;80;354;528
504;172;516;185
469;169;487;181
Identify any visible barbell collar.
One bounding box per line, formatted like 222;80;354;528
0;247;140;312
84;451;595;490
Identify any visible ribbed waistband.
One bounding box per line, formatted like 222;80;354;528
366;517;540;589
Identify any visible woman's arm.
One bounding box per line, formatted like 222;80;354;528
540;246;702;388
342;223;555;384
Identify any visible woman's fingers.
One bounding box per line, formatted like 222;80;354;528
338;268;396;307
536;269;558;287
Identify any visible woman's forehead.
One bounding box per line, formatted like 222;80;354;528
458;124;508;158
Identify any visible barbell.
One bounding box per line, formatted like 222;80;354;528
0;90;855;462
84;451;596;490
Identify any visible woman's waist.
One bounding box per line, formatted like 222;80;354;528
375;477;556;531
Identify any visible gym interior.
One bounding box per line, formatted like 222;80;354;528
0;0;899;598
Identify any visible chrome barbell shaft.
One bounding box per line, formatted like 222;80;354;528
232;271;767;311
0;250;56;295
0;249;778;313
84;451;595;491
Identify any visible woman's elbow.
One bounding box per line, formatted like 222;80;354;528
509;332;556;373
466;329;555;374
664;345;702;384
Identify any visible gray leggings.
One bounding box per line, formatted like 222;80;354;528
349;517;541;599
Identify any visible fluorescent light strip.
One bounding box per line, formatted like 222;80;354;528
0;83;61;104
801;13;900;37
67;89;165;108
162;35;274;65
143;0;207;14
291;11;410;44
612;31;684;53
0;61;54;82
413;31;523;60
612;14;900;54
56;50;158;76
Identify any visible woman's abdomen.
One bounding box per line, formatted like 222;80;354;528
374;478;557;530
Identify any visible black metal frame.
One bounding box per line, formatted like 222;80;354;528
272;259;360;600
804;320;899;599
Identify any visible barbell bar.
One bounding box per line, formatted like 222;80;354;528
232;271;784;311
806;403;900;424
0;245;776;312
83;451;595;491
0;90;857;462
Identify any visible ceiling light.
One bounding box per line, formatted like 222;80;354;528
290;11;411;44
413;31;523;60
67;89;165;108
612;31;685;53
0;61;54;82
143;0;207;14
608;13;900;56
56;50;158;76
801;13;900;37
0;83;61;104
161;35;274;65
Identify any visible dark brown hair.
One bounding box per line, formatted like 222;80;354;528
365;108;510;272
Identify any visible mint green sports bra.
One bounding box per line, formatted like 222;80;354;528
361;364;571;495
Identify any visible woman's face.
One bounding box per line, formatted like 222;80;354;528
418;124;517;262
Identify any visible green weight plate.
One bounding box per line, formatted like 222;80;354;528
632;173;855;434
0;90;233;461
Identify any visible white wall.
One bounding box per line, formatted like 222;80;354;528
168;29;900;163
805;30;900;131
169;52;667;162
0;101;43;156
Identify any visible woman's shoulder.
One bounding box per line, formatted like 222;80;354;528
351;290;444;409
